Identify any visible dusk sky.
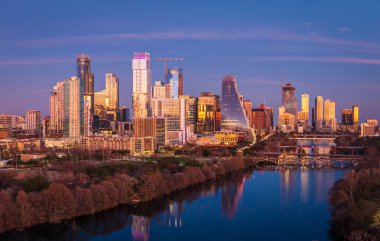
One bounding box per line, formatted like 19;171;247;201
0;0;379;121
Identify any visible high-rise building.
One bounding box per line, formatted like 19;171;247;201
301;93;309;113
94;90;107;108
221;75;255;142
315;96;324;132
252;104;273;132
151;98;187;144
105;73;119;110
282;83;298;117
353;104;359;126
243;100;253;126
49;81;65;137
0;114;16;129
151;81;168;99
180;95;198;134
119;106;131;122
26;110;41;134
77;54;94;114
298;93;309;125
63;76;83;139
323;99;336;132
166;67;183;98
132;52;151;118
341;109;353;125
196;92;221;133
278;106;296;132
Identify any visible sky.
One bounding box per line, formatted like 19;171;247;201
0;0;379;122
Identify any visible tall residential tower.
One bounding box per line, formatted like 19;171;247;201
132;52;151;118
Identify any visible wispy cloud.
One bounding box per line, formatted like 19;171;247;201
304;22;312;27
252;56;380;65
10;29;380;53
338;27;351;32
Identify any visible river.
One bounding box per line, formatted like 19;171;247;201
1;168;346;241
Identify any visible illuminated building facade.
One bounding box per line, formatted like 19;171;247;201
314;96;324;132
221;75;255;142
63;76;83;138
166;67;183;98
196;92;220;133
252;104;273;132
77;54;94;114
282;83;298;117
49;81;65;137
105;73;119;110
26;110;41;134
132;52;151;118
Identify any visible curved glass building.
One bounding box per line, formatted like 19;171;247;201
221;74;256;142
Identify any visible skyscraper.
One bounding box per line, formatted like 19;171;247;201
323;99;336;132
353;104;359;126
282;83;298;117
197;92;221;133
341;109;353;125
221;75;255;142
298;93;309;125
77;54;94;114
64;76;83;138
166;67;183;98
315;96;324;132
105;73;119;110
49;81;65;137
132;52;151;118
26;110;41;134
301;93;309;113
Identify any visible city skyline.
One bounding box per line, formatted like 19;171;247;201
0;0;379;121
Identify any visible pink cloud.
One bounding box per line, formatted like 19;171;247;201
11;29;380;53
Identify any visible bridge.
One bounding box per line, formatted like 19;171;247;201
250;152;365;168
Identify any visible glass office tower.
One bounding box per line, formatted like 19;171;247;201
221;74;255;142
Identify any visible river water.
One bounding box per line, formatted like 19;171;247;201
1;168;346;241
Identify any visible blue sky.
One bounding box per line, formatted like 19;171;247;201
0;0;379;122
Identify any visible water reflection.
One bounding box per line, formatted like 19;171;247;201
221;175;246;219
0;168;344;241
132;216;149;241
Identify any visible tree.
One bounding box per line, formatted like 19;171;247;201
0;190;17;232
90;185;110;212
100;181;119;208
343;172;361;204
43;183;77;223
28;192;48;225
21;175;50;192
15;190;32;229
73;187;95;216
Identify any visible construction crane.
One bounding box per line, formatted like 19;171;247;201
156;57;184;80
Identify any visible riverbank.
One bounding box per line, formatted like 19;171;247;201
328;136;380;241
0;156;256;234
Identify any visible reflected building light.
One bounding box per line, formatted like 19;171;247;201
300;170;309;203
131;215;150;241
221;176;246;219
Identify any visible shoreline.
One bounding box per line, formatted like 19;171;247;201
0;157;257;234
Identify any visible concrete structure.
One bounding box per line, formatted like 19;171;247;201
63;76;83;139
314;96;324;132
26;110;41;134
77;54;94;114
197;92;220;133
105;73;119;110
132;52;151;118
